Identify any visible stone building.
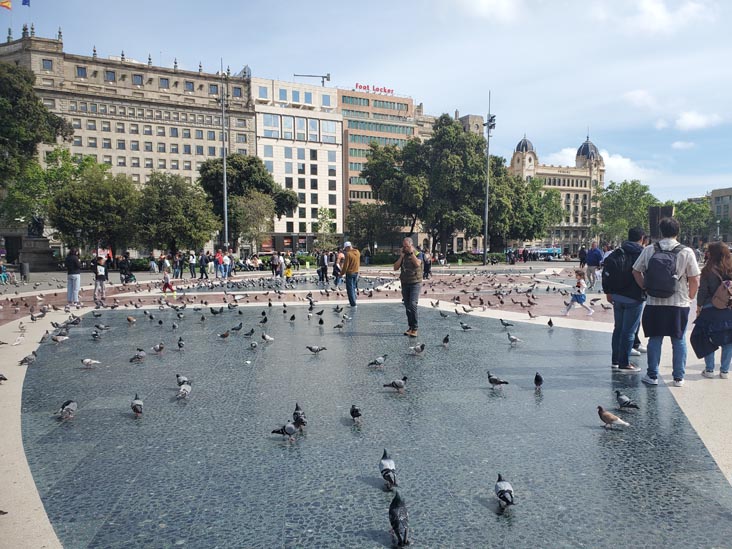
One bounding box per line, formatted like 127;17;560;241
509;135;605;254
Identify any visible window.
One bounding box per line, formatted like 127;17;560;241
158;143;166;153
130;141;139;151
158;159;166;169
304;91;313;104
297;148;306;160
76;66;86;78
117;139;126;150
285;162;293;174
298;193;306;203
328;180;336;191
104;70;116;82
258;86;268;99
296;117;306;141
299;222;307;232
235;118;247;128
160;77;170;89
143;125;152;135
310;164;318;175
131;157;140;167
145;158;153;168
284;147;293;159
322;94;331;107
299;208;306;219
117;156;126;167
209;83;219;95
157;126;166;137
232;86;242;98
328;165;336;177
103;155;112;165
72;136;82;147
311;208;318;218
297;163;306;175
308;119;319;141
329;194;337;205
183;128;191;138
171;144;179;154
195;129;203;139
283;116;293;139
292;90;300;103
71;118;81;129
236;133;247;143
102;138;112;149
90;103;97;113
132;74;143;86
116;123;125;133
130;124;139;134
207;130;216;140
69;101;77;112
183;161;192;170
144;142;153;152
279;88;287;101
170;127;178;138
263;145;273;157
285;177;293;189
342;96;369;106
42;59;53;71
171;160;179;170
102;121;111;132
310;149;318;161
286;221;294;232
298;178;306;190
184;81;194;92
86;120;96;130
183;144;192;154
196;145;204;155
88;137;97;148
310;179;318;190
327;150;336;162
311;193;318;204
263;114;280;138
264;160;274;172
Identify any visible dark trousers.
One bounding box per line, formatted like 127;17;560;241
199;267;208;279
401;282;421;330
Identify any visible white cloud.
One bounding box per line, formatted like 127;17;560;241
594;0;712;34
671;141;695;149
675;110;722;130
655;118;670;130
600;149;659;183
456;0;522;21
623;89;659;109
543;148;576;167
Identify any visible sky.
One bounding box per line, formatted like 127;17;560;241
3;0;730;201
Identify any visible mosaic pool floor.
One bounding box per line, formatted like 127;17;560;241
21;303;732;548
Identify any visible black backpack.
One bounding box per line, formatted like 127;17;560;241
601;248;634;294
644;243;683;298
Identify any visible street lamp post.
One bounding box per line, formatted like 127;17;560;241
219;60;230;250
482;92;495;266
717;219;720;241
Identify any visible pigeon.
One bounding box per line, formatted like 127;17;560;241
262;332;274;342
507;333;521;345
315;309;324;316
94;323;110;330
383;376;408;393
500;319;514;328
292;403;307;429
534;372;544;390
91;330;102;341
151;342;165;354
250;342;258;349
597;406;630;428
380;449;398;490
259;316;268;325
19;351;38;366
318;318;324;326
176;374;189;386
81;358;100;368
388;491;410;547
210;306;224;315
333;322;345;330
272;421;297;441
56;399;78;420
487;371;508;388
306;345;327;354
127;316;136;324
131;394;143;418
368;354;388;367
408;343;426;356
495;473;515;508
459;321;472;331
442;334;450;348
547;318;554;328
39;330;50;343
51;335;69;344
218;330;230;339
439;311;449;318
244;328;255;337
350;404;362;423
177;337;185;351
129;348;146;363
0;373;7;384
177;382;192;399
615;390;639;409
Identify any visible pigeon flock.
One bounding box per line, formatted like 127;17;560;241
4;266;646;545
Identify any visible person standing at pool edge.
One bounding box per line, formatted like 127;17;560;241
394;237;422;337
342;241;360;307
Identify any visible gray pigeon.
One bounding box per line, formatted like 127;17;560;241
384;376;408;393
388;491;410;547
350;404;362;423
56;399;77;420
368;354;388;367
131;394;143;418
409;343;426;356
615;390;639;409
176;374;189;386
0;373;7;384
272;421;297;441
379;449;398;490
177;382;192;399
292;403;307;429
306;345;327;354
487;371;508;388
495;473;515;508
19;351;38;366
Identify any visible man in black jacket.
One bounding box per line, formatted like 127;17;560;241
604;227;646;372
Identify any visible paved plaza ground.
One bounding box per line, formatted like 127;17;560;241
2;265;732;547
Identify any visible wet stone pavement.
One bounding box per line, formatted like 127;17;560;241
21;303;732;548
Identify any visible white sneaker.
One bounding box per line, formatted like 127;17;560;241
630;349;641;357
721;372;729;379
586;309;594;316
641;374;659;386
701;370;716;379
637;345;647;354
673;379;685;387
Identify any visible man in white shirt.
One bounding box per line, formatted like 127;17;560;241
632;217;700;387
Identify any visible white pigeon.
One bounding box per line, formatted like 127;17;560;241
12;334;25;346
177;382;192;399
262;332;274;342
176;374;189;387
81;358;101;368
495;473;515;508
151;342;164;354
368;354;388;367
507;333;521;345
409;343;426;356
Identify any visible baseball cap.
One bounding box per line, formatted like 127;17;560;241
343;241;352;248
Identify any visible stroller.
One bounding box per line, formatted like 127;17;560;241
123;272;137;284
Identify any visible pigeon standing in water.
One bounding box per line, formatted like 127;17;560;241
500;319;514;328
388;491;410;547
383;376;408;394
56;400;78;420
151;342;164;354
507;333;521;345
597;406;630;428
350;405;362;424
292;403;307;430
131;394;143;418
81;358;100;368
380;449;398;490
177;337;185;351
487;371;508;389
130;348;146;363
495;473;515;508
615;390;639;409
271;422;297;442
547;318;554;329
262;332;274;342
534;372;544;390
306;345;327;355
442;334;450;348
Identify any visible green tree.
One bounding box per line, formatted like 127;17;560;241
675;199;713;245
47;162;139;252
136;172;219;253
594;180;659;244
199;154;298;245
345;202;400;252
0;63;73;187
314;207;338;251
231;190;275;253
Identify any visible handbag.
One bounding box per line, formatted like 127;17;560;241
711;271;732;309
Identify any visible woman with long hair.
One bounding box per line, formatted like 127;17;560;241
691;241;732;378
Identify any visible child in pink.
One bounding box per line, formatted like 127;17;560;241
162;268;176;298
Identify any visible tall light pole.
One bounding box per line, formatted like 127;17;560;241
717;219;720;241
219;60;230;250
483;92;495;266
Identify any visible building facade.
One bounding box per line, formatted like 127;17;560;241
251;77;343;252
509;135;605;254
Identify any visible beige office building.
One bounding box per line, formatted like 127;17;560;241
251;77;343;252
509;135;605;254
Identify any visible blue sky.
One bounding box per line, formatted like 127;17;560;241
3;0;729;200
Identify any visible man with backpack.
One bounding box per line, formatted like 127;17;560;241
602;228;646;373
632;217;700;387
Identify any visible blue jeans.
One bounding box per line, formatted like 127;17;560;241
611;299;643;367
647;335;687;380
401;282;421;330
705;344;732;373
67;273;80;304
345;273;358;306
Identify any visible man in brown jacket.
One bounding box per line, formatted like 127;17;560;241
342;241;361;307
394;237;422;337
